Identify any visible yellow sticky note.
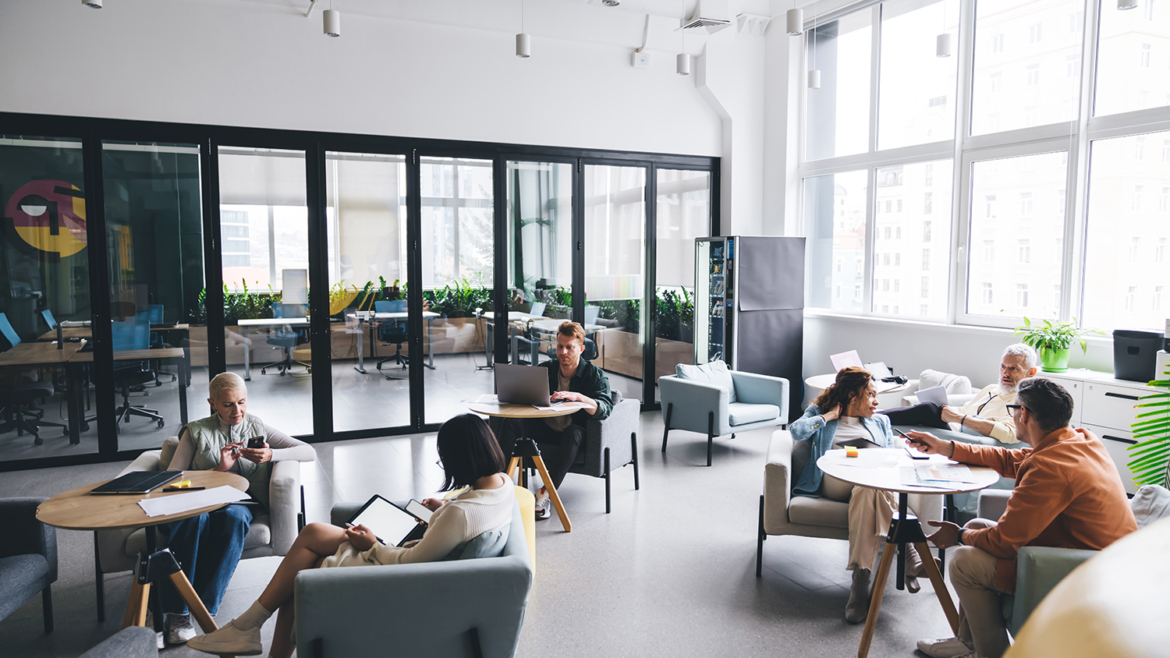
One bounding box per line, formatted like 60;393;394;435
845;448;859;458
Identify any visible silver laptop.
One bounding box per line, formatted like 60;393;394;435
495;364;554;406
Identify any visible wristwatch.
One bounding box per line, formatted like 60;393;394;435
957;528;966;546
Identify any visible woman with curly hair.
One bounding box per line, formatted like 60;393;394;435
789;366;934;623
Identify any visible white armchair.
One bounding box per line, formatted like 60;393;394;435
756;429;943;577
92;437;307;622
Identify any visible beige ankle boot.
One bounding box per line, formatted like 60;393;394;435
845;568;871;624
905;544;942;594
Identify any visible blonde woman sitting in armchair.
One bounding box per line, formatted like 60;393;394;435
789;366;937;624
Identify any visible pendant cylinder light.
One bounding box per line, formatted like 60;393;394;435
1118;0;1138;8
324;9;341;37
936;32;952;57
677;53;692;76
786;8;803;35
808;69;821;89
516;33;531;58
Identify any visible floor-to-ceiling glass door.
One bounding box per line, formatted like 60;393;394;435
217;147;314;435
582;162;648;402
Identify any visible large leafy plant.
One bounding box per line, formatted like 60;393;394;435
1013;317;1100;352
1127;366;1170;489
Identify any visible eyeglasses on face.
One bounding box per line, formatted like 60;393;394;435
1006;404;1027;415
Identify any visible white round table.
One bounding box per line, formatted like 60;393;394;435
816;447;999;658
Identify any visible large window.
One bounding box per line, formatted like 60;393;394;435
800;0;1170;334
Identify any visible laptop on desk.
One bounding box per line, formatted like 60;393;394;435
495;363;560;407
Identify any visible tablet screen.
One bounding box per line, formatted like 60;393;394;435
348;496;422;546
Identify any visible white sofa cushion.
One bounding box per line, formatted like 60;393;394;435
676;360;737;403
918;369;973;394
728;402;780;426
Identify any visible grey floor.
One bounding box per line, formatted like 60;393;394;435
0;410;955;658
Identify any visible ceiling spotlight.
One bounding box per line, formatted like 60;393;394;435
787;7;803;36
936;33;953;57
602;0;621;5
808;69;821;89
517;33;531;58
1118;0;1138;8
324;8;340;36
83;0;103;7
677;53;692;76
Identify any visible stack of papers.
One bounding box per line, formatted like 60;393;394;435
138;486;249;517
901;464;977;488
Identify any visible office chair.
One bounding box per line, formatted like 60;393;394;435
111;311;164;431
0;313;66;445
147;304;177;386
261;303;309;376
40;309;57;331
374;300;408;379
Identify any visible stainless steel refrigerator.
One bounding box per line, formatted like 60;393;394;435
695;236;805;421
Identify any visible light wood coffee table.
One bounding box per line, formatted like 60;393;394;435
38;470;248;654
468;400;583;532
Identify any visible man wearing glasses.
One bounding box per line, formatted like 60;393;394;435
881;344;1039;445
904;378;1136;658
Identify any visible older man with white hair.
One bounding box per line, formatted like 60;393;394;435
158;372;315;645
880;344;1039;444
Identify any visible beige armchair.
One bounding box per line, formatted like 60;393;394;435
756;429;943;577
92;437;307;622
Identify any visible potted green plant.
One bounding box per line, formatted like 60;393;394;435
1013;317;1102;373
1127;363;1170;489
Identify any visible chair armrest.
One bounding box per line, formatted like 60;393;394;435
660;375;729;434
118;450;163;477
268;461;301;556
762;431;794;534
585;398;639;473
0;498;55;581
78;627;159;658
331;502;365;527
1012;546;1098;631
731;372;790;420
978;489;1012;521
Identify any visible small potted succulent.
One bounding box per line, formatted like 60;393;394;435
1013;317;1102;373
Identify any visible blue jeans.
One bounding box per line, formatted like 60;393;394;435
160;504;253;616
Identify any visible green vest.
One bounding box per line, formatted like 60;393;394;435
184;414;271;508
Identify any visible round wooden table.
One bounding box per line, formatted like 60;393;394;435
816;448;999;658
37;471;249;653
468;401;585;532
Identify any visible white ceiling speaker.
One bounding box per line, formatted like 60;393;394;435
83;0;103;7
936;33;953;57
677;53;692;76
324;9;341;37
1118;0;1138;8
516;33;531;58
787;7;803;36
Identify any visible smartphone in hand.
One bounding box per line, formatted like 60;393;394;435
247;437;266;450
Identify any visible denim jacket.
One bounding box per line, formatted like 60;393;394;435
789;404;894;498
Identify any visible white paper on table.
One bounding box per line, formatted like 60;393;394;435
900;464;976;487
138;486;249;517
830;350;864;372
532;401;589;412
915;385;949;407
825;449;899;468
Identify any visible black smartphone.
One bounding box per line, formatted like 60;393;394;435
897;430;930;459
247;437;266;450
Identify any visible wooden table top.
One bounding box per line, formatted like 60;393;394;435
238;317;310;326
816;448;999;495
38;324;190;342
0;341;83;367
467;401;585;419
67;346;186;363
37;471;249;531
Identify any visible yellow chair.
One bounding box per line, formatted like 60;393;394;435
514;486;536;575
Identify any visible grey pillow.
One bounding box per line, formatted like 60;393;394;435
158;437;181;470
444;524;511;561
676;360;737;403
1130;485;1170;529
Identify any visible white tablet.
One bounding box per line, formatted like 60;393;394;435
347;495;427;547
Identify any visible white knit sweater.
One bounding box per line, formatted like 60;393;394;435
323;477;515;568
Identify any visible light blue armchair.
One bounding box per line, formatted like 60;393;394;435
292;500;533;658
659;361;789;466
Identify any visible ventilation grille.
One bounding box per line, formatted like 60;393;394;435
680;16;731;31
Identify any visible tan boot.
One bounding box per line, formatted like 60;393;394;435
845;568;871;624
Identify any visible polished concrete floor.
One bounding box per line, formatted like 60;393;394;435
0;410;957;658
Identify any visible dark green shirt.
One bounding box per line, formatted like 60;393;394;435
541;358;613;425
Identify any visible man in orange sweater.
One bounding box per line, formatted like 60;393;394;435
905;377;1137;658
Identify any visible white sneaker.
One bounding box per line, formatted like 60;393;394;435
166;612;197;644
534;487;552;520
917;636;975;658
186;619;263;656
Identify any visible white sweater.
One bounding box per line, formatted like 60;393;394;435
323;478;515;568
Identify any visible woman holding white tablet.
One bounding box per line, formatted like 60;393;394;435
187;414;514;658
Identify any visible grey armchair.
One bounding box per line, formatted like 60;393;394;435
79;627;158;658
660;364;789;466
93;437;308;621
569;390;640;513
0;497;56;634
756;430;943;577
291;500;534;658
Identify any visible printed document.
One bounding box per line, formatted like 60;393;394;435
138;486;249;518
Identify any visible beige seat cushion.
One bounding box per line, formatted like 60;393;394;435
788;496;850;529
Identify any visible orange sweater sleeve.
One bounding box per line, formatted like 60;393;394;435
950;440;1030;479
961;457;1076;559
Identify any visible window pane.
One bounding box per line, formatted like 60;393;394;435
103;142;205;452
0;136;96;462
971;0;1084;135
806;170;867;312
878;0;960;149
1095;0;1170;116
966;152;1067;320
806;11;872;160
420;157;495;425
654;169;710;402
324;152;410;433
1082;131;1170;332
872;160;953;319
507;161;573;318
